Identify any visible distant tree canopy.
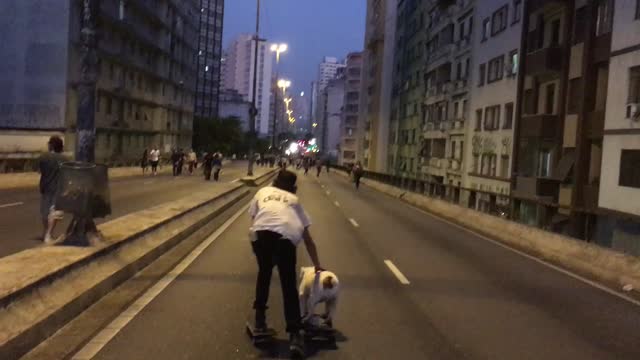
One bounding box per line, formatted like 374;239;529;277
193;116;271;156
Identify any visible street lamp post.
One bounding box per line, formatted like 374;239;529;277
270;44;287;148
247;0;261;176
278;80;291;145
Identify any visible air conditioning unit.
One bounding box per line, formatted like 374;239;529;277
627;103;640;122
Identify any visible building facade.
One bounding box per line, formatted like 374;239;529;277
218;89;250;131
0;0;199;164
464;0;522;213
314;57;346;142
340;52;364;166
320;77;345;159
360;0;397;172
596;0;640;253
223;34;273;136
389;0;426;176
512;0;612;240
194;0;225;120
422;0;474;197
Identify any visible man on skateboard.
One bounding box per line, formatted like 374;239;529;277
248;170;323;357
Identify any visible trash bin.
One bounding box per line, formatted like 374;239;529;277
55;162;111;218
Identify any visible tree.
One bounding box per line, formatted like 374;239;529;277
193;116;244;155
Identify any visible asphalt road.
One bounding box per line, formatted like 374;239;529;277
71;169;640;359
0;162;251;259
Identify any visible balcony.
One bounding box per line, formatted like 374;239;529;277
452;79;468;94
519;114;559;138
427;44;455;65
529;0;569;13
455;37;472;53
513;176;559;200
526;47;564;77
586;111;605;139
447;158;462;172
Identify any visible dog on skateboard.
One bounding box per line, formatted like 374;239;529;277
298;266;340;328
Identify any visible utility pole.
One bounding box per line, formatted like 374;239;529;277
247;0;261;176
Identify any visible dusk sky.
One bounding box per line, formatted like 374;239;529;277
223;0;367;95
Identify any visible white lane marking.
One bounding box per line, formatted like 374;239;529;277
334;201;341;208
384;260;411;285
349;218;359;228
231;178;240;183
326;190;331;195
402;202;640;307
0;202;23;209
71;203;250;360
143;181;153;185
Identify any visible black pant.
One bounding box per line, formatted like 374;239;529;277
355;175;362;189
316;167;322;177
252;231;301;333
213;168;220;181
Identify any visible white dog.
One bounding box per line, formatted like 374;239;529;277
298;267;340;326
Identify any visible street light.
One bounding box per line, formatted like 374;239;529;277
270;43;288;148
278;79;291;97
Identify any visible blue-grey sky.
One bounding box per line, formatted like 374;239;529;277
223;0;366;94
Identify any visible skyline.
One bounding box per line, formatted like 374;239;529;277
222;0;366;94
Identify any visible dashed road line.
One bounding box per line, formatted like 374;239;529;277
334;201;341;208
349;218;359;228
71;203;250;360
0;202;24;209
326;190;331;195
384;260;411;285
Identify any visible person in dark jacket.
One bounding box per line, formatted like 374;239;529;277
39;136;67;244
212;154;223;181
203;152;213;181
353;161;364;190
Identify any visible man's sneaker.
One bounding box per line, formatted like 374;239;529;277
44;234;62;245
289;332;305;359
254;310;267;332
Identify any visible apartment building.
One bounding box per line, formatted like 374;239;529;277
194;0;225;120
512;0;612;239
596;0;640;253
422;0;474;197
0;0;199;163
389;0;426;176
340;52;364;166
464;0;522;213
320;76;345;159
360;0;397;171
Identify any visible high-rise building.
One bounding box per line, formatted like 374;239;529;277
223;34;273;136
389;0;427;177
463;0;522;213
340;52;364;166
360;0;396;171
218;89;251;132
512;0;612;240
422;0;475;197
194;0;225;120
0;0;200;163
317;57;346;91
320;76;345;158
293;91;310;132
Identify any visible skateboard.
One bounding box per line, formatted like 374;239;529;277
303;323;336;343
245;321;277;345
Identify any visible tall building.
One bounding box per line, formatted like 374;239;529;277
218;89;250;131
0;0;199;163
293;91;310;132
512;0;612;239
320;76;345;158
389;0;427;177
223;34;273;136
596;0;640;252
194;0;225;120
463;0;522;213
422;0;474;197
340;52;364;166
360;0;397;171
317;57;346;91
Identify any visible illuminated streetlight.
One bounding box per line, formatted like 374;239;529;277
278;79;291;97
312;123;318;128
270;43;288;63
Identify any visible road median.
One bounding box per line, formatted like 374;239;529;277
333;170;640;299
0;167;277;359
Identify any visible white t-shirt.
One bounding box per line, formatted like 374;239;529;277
249;186;311;246
149;149;160;162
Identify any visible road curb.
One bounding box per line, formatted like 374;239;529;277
240;168;279;187
0;184;249;359
333;170;640;299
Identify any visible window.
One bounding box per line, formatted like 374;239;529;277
513;0;522;23
545;83;556;114
507;50;519;77
501;156;510;178
491;5;509;36
504;102;514;129
568;78;583;114
538;150;552;177
596;0;613;36
473;155;480;173
475;109;483;131
478;63;486;86
106;97;112;115
482;18;491;41
636;0;640;20
490;155;497;176
628;66;640;104
119;0;126;20
485;105;501;130
96;95;101;113
551;19;561;47
487;55;504;83
619;150;640;188
573;7;587;44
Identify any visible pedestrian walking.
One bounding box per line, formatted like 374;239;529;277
141;149;149;175
203;152;213;181
248;170;323;357
315;159;322;177
303;158;310;176
353;161;364;190
39;136;67;244
212;154;222;181
325;158;331;173
149;147;160;176
171;149;180;176
178;149;185;176
188;149;197;175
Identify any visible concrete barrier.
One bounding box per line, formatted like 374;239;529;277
240;167;279;187
339;171;640;297
0;182;249;359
